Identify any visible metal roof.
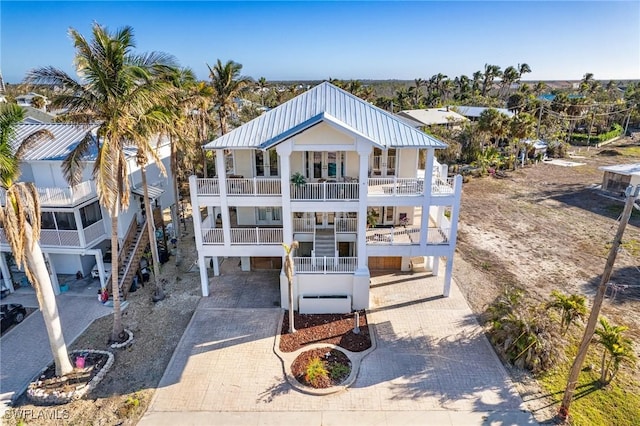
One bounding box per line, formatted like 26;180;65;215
598;163;640;177
397;109;468;126
453;106;515;118
12;123;100;161
203;82;447;150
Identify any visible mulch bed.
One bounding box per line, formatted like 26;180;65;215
291;347;351;388
280;310;371;353
32;352;109;396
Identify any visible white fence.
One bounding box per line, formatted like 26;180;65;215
202;227;283;245
226;178;281;196
291;183;359;201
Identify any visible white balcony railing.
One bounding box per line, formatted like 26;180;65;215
335;218;357;232
226;178;281;196
83;219;106;244
291;183;359;201
293;218;315;233
366;227;450;245
40;229;81;246
0;181;96;207
293;257;357;274
194;175;455;199
201;227;283;245
230;227;283;245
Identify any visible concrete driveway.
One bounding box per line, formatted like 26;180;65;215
140;270;535;425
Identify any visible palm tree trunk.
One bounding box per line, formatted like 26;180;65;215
25;223;73;376
170;135;181;239
140;165;164;300
111;205;124;342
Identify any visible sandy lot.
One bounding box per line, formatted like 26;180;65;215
452;138;640;419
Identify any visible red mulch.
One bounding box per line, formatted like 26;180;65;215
279;310;371;353
290;347;351;388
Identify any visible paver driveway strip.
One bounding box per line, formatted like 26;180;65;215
141;271;536;425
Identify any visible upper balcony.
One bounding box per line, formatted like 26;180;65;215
193;176;455;200
0;180;97;208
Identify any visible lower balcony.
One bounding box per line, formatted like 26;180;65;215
366;226;449;245
201;227;283;245
0;219;107;248
293;256;357;274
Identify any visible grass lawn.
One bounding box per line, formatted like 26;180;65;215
538;342;640;426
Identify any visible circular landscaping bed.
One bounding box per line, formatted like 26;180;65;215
27;350;114;405
291;347;351;388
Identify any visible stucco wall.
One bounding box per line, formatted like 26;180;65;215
294;122;355;146
236;207;256;225
398;148;418;178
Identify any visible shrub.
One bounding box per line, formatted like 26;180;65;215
305;357;328;387
329;362;350;380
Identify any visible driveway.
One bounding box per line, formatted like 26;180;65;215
140;270;535;425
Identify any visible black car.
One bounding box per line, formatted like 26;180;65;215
1;303;27;332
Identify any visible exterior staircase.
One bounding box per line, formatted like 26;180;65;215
119;220;150;300
314;228;335;257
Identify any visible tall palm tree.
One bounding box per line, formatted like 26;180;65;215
26;23;178;342
0;104;73;376
481;64;502;97
207;59;252;135
256;76;268;106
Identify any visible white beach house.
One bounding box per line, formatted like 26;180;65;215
189;82;462;314
0;123;175;296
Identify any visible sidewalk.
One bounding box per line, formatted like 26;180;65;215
139;271;537;425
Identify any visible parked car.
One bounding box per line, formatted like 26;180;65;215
91;251;112;279
1;303;27;332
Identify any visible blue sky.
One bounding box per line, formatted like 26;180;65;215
1;1;639;84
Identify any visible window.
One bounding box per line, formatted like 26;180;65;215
55;212;77;230
80;202;102;228
41;212;56;229
255;151;265;176
268;149;279;176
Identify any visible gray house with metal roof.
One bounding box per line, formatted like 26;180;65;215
189;82;462;314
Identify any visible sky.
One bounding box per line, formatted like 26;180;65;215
1;1;639;84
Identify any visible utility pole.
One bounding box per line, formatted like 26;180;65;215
559;184;640;421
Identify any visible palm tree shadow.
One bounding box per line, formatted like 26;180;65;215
257;376;293;403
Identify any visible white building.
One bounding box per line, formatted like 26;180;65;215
0;123;175;296
599;163;640;196
189;82;462;314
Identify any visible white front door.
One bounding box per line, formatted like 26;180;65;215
371;206;395;225
315;212;335;229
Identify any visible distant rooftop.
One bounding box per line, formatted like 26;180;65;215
452;106;514;118
598;163;640;177
397;108;468;126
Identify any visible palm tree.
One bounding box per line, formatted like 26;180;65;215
0;104;73;376
546;290;587;333
283;241;299;333
594;317;636;384
481;64;502;97
478;108;509;147
500;66;519;99
207;59;252;135
256;76;268;106
26;23;178;342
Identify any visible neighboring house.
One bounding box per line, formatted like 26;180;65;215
452;106;515;120
15;92;48;110
396;108;468;128
0;123;175;296
599;163;640;196
21;105;56;124
189;82;462;314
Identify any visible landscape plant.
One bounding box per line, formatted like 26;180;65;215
593;317;636;385
304;356;329;387
546;290;588;334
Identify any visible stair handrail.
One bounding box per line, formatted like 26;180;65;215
118;218;148;292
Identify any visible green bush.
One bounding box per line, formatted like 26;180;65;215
571;124;623;144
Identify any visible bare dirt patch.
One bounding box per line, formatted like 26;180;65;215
452;139;640;421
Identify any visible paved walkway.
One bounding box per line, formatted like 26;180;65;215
0;286;112;410
140;270;536;425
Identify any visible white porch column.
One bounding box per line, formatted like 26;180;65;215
215;150;232;250
211;256;220;276
95;252;108;289
356;143;371;272
443;175;463;297
276;142;293;246
0;252;14;293
189;174;209;297
419;149;435;248
44;253;60;295
400;256;412;272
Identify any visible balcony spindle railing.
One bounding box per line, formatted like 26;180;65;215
293;256;357;273
335;218;357;232
290;183;359;201
293;218;314;233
